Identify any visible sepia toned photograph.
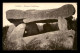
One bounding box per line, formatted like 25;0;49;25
3;2;77;50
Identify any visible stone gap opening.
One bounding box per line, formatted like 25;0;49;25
23;19;59;37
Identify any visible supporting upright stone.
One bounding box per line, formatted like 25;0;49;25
36;23;45;33
50;22;59;31
8;23;26;42
58;17;68;30
6;24;16;38
43;23;53;32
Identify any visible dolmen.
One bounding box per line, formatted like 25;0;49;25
3;4;76;50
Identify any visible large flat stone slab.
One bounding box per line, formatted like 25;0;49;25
6;4;75;23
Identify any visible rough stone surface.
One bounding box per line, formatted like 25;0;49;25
6;4;75;23
8;23;26;42
58;17;68;30
36;23;45;33
5;30;75;50
6;24;16;38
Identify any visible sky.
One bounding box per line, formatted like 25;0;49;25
3;3;77;27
